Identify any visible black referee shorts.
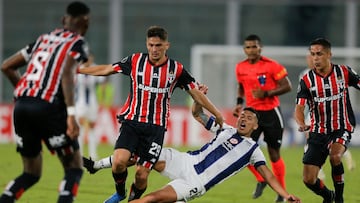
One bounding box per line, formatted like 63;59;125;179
251;107;284;149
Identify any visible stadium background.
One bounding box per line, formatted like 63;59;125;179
1;0;360;146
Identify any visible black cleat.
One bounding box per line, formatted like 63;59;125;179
252;182;267;199
323;190;335;203
82;156;99;174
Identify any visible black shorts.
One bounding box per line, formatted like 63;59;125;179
115;120;166;169
14;97;79;157
251;107;284;149
303;130;351;167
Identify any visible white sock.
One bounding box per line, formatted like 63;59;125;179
78;127;85;156
94;155;113;169
88;128;97;159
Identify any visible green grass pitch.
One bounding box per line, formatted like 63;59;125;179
0;143;359;203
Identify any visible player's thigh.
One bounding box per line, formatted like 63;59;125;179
167;179;205;202
137;123;166;167
303;132;328;167
13;99;47;157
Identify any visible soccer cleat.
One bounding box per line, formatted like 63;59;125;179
275;194;285;202
103;192;126;203
322;190;335;203
252;182;267;199
82;156;99;174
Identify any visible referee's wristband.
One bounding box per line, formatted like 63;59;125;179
237;97;244;105
264;91;269;97
67;106;76;116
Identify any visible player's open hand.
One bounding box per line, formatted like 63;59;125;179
298;124;310;132
287;194;301;203
197;83;208;95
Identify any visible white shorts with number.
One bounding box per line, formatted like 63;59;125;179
159;148;206;202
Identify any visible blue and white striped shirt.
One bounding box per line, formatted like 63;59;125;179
187;125;266;191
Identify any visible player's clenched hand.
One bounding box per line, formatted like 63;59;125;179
287;194;301;203
298;124;310;132
233;104;242;117
214;113;224;129
66;116;80;140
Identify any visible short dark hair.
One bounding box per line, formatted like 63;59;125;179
244;34;262;44
66;1;90;17
309;38;331;50
243;107;260;121
147;26;168;41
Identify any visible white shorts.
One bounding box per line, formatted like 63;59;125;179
159;148;206;202
75;103;98;122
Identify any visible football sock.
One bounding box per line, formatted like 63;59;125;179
271;157;286;189
0;172;39;201
128;182;146;201
57;168;83;203
78;127;85;155
88;128;97;159
113;169;128;196
332;163;344;201
94;155;113;169
247;165;265;182
305;178;332;199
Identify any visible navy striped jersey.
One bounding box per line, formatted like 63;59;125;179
14;28;88;103
113;53;197;128
187;124;266;191
296;64;360;134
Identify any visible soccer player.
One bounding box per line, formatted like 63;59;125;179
299;54;356;181
0;2;90;203
83;105;301;203
295;38;360;203
78;26;224;203
75;53;105;159
233;34;292;202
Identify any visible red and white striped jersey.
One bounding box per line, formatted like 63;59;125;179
114;53;197;128
14;28;88;103
296;64;360;134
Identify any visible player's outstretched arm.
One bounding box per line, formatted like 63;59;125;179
257;165;301;203
78;64;115;76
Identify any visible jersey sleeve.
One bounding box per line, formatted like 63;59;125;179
112;55;132;75
20;41;36;62
347;66;360;90
69;39;89;64
176;68;197;90
250;147;266;168
296;79;310;106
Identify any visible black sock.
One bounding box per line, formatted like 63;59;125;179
128;182;147;201
57;168;83;203
0;172;39;202
113;169;128;196
332;163;344;202
305;178;332;200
